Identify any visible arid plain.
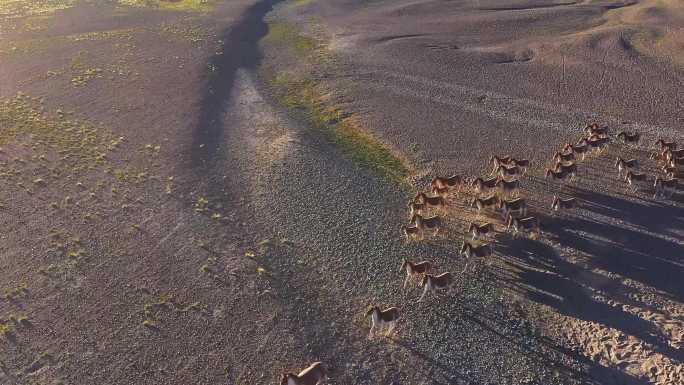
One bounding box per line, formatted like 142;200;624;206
1;1;683;384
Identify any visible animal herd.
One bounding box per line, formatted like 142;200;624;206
280;122;682;384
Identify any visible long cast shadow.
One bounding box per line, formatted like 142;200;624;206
191;0;282;168
497;238;684;363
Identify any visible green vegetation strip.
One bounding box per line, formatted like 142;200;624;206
263;22;411;185
118;0;217;12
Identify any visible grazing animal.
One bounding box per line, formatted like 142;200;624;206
507;215;540;238
497;164;521;179
490;156;529;175
460;242;493;258
401;224;423;242
412;214;441;235
586;135;610;152
431;185;449;198
459;242;493;272
499;198;527;219
468;222;493;240
585;123;609;137
490;155;513;174
496;178;520;198
280;362;328;385
471;176;499;195
654;177;677;199
553;151;575;163
418;272;453;302
617;131;640;145
656;139;677;151
615;157;638;178
555;161;578;174
668;156;684;168
545;168;572;181
407;200;426;219
471;195;499;215
414;192;446;210
365;306;400;339
564;142;588;160
431;175;462;191
624;171;648;191
400;259;432;289
651;148;670;162
661;164;678;179
551;196;577;212
510;158;530;170
664;148;684;161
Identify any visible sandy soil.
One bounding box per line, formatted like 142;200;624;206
1;0;683;384
265;0;684;384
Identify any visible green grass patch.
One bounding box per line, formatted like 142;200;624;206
270;74;410;185
263;22;317;57
263;22;412;185
0;0;77;19
289;0;315;7
117;0;217;12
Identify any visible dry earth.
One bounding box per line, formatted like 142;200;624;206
0;1;682;385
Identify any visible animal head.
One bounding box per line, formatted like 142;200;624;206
365;306;378;318
280;373;295;385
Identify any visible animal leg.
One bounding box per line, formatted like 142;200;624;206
386;322;396;336
403;274;410;289
418;285;429;302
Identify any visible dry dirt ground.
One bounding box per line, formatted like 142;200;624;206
0;0;682;385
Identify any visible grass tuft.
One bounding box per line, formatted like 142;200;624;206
263;23;317;56
118;0;217;12
270;74;410;184
263;22;412;185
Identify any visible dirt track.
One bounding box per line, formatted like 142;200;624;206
1;0;683;384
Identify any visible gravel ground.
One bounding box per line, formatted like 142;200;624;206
217;66;597;384
1;1;682;384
